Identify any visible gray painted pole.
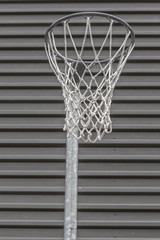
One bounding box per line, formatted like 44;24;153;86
64;127;78;240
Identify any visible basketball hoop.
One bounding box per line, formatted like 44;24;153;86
45;12;135;142
44;11;135;240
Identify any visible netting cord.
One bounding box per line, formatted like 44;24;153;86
45;16;135;142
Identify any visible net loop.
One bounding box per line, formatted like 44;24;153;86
45;12;135;142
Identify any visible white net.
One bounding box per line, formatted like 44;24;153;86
45;15;135;142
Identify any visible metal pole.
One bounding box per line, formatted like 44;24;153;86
64;62;84;240
64;127;78;240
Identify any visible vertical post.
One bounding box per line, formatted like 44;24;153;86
64;127;78;240
64;62;84;240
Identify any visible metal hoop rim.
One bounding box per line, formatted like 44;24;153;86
44;11;135;64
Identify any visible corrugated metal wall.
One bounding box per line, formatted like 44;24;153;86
0;0;160;239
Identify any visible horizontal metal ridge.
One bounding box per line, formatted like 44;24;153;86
1;31;159;36
0;44;160;50
0;238;58;240
0;220;63;227
116;82;160;89
0;238;159;240
0;237;58;240
0;124;62;130
79;220;160;228
0;0;158;2
0;9;160;14
0;238;158;240
0;124;159;132
81;140;160;148
0;110;65;117
79;187;160;194
0;110;159;117
0;83;61;88
78;204;160;211
0;0;156;1
0;203;65;210
81;204;160;211
0;32;159;39
1;19;160;25
0;170;66;177
0;56;159;63
0;139;160;147
0;186;160;194
0;82;160;89
0;154;159;162
0;96;159;103
0;0;157;2
75;155;160;162
0;69;159;76
1;203;160;211
0;239;158;240
0;186;64;193
0;170;160;178
0;220;159;228
0;155;66;162
0;238;59;240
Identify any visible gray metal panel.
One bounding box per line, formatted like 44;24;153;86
0;0;159;239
